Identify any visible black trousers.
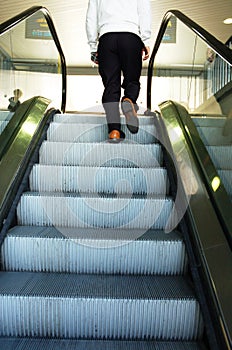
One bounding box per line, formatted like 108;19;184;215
98;32;143;133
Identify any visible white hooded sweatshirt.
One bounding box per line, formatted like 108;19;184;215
86;0;151;52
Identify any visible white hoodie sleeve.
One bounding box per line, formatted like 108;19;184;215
137;0;151;47
86;0;98;52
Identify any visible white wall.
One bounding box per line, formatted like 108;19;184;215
0;70;62;110
0;70;203;113
66;74;202;113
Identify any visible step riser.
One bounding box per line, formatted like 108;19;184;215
39;142;162;167
0;296;203;340
47;123;157;144
17;195;173;230
30;165;168;195
2;236;187;275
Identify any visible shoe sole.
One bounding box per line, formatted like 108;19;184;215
121;99;139;134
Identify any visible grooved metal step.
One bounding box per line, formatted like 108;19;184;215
218;169;232;195
1;226;187;275
0;272;204;340
17;193;174;229
0;111;13;121
47;122;157;144
196;126;232;146
192;116;226;128
206;145;232;170
0;337;208;350
29;164;168;195
53;113;155;126
0;120;8;133
39;141;162;167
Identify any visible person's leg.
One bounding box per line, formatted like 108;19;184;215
118;33;143;134
98;33;122;135
119;33;143;104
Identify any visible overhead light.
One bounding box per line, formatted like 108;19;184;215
223;18;232;24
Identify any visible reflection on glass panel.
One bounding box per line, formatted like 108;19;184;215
151;16;211;112
0;9;62;133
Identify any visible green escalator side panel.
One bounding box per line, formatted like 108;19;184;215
0;96;51;229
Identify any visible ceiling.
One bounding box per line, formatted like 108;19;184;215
0;0;231;67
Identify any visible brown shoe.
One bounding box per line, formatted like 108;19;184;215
108;130;121;142
121;98;139;134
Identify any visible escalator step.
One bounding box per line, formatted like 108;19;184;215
0;272;204;340
17;193;174;230
196;126;231;146
192;116;226;128
39;141;163;167
53;113;155;126
54;113;108;124
0;337;208;350
29;164;168;195
206;145;232;170
2;226;187;275
0;111;13;121
0;120;9;133
47;122;157;144
218;169;232;195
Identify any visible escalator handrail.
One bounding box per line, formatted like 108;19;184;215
147;9;232;111
0;6;67;112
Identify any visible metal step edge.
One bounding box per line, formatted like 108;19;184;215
0;272;204;340
47;123;157;144
0;337;208;350
17;193;174;229
29;164;169;195
2;227;187;275
39;141;163;167
4;225;182;241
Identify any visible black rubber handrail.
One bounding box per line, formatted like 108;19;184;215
0;6;67;112
147;9;232;111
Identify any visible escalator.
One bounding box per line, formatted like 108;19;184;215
0;109;207;349
0;6;231;350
